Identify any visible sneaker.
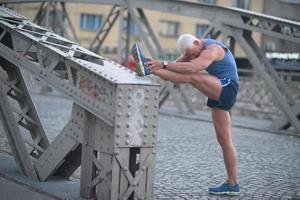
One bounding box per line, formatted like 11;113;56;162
208;181;240;196
131;43;151;76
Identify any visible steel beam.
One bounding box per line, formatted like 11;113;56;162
232;29;300;132
3;0;300;43
89;5;120;53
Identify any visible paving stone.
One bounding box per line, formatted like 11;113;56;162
0;93;299;199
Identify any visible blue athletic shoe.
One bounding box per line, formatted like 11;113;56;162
208;181;240;196
131;43;151;76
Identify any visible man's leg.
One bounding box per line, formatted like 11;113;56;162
152;69;221;100
211;107;238;185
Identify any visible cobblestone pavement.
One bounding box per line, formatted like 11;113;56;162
0;93;300;200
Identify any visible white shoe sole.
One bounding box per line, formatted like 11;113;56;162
132;44;145;76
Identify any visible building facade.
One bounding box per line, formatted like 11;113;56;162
6;0;298;62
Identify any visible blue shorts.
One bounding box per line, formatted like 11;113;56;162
207;78;239;111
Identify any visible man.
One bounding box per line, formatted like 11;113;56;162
131;33;240;196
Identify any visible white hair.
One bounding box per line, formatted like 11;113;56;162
176;34;199;55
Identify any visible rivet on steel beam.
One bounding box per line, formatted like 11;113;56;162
129;87;132;91
153;124;157;128
152;150;155;154
154;105;158;108
128;95;132;100
155;96;159;100
125;140;130;145
128;103;132;108
146;88;149;92
117;123;121;128
144;104;149;109
117;112;121;117
143;133;147;137
118;95;122;99
153;114;157;118
116;140;120;146
155;88;160;93
152;133;156;137
145;95;149;100
118;103;122;107
144;124;148;128
126;124;130;128
127;113;131;118
126;132;130;137
144;114;148;118
143;141;146;145
116;133;121;137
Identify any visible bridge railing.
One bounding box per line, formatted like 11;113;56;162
0;7;160;199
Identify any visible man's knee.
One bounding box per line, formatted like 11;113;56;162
216;133;232;148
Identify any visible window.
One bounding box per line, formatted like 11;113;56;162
198;0;216;4
122;20;139;36
233;0;251;10
159;21;180;37
196;24;209;38
80;14;102;31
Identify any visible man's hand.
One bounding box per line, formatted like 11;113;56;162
147;59;164;72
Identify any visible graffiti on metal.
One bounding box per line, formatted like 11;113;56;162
78;74;113;105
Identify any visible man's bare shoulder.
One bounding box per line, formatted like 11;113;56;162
203;44;225;61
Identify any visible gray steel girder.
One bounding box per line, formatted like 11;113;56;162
3;0;300;43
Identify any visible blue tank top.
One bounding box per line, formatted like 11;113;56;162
203;39;239;82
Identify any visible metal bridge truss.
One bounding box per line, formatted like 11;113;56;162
0;7;160;199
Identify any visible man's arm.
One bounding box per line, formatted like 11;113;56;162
148;44;225;74
166;45;225;73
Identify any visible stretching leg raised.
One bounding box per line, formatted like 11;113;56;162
152;69;222;100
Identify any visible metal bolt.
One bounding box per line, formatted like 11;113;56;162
126;132;130;137
127;113;131;117
125;140;130;145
